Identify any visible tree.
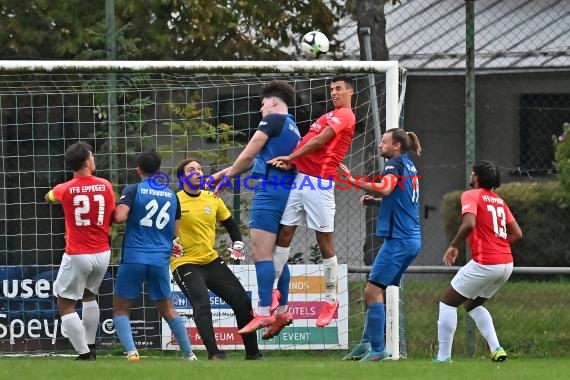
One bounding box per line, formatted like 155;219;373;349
0;0;350;60
353;0;395;264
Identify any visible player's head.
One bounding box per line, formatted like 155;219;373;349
260;80;295;117
330;75;354;109
136;149;161;176
175;157;203;191
379;128;422;159
471;160;501;190
65;141;95;173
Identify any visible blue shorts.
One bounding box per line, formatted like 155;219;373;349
249;185;291;234
369;237;421;288
114;263;171;301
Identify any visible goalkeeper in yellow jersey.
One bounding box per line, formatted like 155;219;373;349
170;158;261;360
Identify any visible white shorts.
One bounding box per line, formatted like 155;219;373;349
53;250;111;300
280;173;335;232
451;259;513;299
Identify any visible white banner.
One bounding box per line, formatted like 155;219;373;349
162;264;348;351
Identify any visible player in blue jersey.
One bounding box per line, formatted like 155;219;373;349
212;80;301;338
112;150;196;362
339;128;422;361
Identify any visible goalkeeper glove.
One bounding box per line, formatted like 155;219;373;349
228;241;246;260
172;237;184;258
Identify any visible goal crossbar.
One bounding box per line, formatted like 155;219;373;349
0;60;400;131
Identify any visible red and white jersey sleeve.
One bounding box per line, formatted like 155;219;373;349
461;189;514;265
294;107;356;178
52;176;116;254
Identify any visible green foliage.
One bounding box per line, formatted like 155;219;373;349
554;122;570;195
441;181;570;267
0;0;350;60
287;243;323;264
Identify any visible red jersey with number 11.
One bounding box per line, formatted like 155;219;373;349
51;176;115;254
460;188;515;265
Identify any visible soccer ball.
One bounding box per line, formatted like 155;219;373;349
300;31;330;59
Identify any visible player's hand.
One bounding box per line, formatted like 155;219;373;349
268;156;292;170
228;241;246;261
172;237;184;258
360;194;379;207
442;246;459;266
339;163;355;184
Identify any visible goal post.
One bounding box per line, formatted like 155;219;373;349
0;60;404;357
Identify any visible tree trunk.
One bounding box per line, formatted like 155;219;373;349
355;0;389;265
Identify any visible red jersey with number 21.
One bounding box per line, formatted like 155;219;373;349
294;107;356;178
51;176;115;254
461;188;515;265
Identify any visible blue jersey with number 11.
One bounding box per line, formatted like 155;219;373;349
119;179;180;266
376;153;421;239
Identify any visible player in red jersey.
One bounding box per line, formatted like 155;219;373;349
268;75;356;327
45;142;115;360
434;160;522;363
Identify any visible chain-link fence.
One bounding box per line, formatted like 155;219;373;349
338;0;570;358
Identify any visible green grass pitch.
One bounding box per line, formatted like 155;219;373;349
1;352;568;380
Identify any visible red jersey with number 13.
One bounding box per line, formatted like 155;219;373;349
294;107;356;178
460;188;515;265
51;176;115;254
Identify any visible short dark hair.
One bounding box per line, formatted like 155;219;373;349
473;160;501;190
64;141;92;171
261;80;295;107
175;157;201;179
331;75;354;90
136;149;161;175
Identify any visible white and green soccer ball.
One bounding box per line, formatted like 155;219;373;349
300;31;330;59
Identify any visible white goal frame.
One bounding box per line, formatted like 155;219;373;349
0;60;402;359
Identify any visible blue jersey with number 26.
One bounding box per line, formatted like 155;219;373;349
118;179;179;266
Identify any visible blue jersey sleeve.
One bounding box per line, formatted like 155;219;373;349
117;184;139;208
258;114;286;137
382;157;404;177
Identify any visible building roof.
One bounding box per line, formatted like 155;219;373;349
338;0;570;71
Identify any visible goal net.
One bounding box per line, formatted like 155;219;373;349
0;61;404;357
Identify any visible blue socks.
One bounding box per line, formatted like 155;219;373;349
361;309;371;344
167;316;193;357
366;302;385;352
113;315;136;352
255;261;275;307
277;264;290;306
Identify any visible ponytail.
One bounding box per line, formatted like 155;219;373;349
406;131;422;156
388;128;422;155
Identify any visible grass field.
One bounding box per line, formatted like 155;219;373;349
348;277;570;357
1;354;568;380
1;279;567;380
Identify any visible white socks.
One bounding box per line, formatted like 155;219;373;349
82;300;100;345
437;302;457;360
273;246;290;287
322;256;338;304
61;312;90;355
468;306;501;352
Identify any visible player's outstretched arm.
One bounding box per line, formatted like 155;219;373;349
338;163;396;197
